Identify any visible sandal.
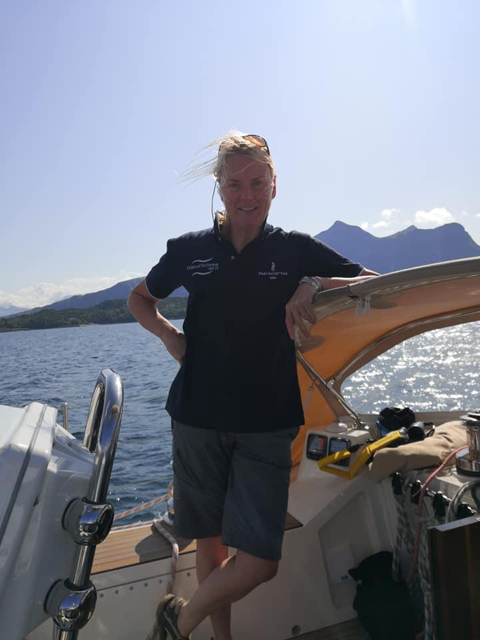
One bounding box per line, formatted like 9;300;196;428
155;594;191;640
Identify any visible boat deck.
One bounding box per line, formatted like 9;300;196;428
93;512;303;574
92;515;367;639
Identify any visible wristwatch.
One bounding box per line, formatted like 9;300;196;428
299;276;323;292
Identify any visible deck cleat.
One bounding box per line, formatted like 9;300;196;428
391;472;404;496
410;480;423;505
432;491;449;520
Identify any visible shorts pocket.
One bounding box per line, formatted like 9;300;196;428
173;447;205;491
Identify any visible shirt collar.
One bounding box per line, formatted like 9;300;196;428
212;217;273;244
213;216;223;241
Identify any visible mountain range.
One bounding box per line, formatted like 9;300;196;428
316;221;480;273
7;222;480;317
0;305;28;318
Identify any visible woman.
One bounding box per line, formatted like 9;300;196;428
128;132;377;640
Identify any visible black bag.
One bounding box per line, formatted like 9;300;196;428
378;406;416;432
349;551;416;640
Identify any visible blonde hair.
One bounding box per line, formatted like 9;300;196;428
214;130;275;181
183;130;276;235
184;129;276;183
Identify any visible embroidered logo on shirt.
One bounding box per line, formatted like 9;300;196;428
187;257;219;276
258;262;288;280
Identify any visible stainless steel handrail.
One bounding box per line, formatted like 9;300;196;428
83;369;124;505
296;350;363;427
46;369;124;640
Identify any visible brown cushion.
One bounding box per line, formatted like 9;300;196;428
368;421;467;482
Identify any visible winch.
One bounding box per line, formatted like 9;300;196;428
456;411;480;476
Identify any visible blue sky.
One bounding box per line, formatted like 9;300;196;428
1;0;479;308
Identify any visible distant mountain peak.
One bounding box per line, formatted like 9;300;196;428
330;220;350;228
329;220;364;231
0;305;29;318
316;221;480;273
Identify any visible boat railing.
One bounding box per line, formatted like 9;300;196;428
45;368;124;640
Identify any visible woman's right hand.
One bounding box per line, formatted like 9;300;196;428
127;280;186;364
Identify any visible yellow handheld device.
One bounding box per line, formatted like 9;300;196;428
316;429;406;480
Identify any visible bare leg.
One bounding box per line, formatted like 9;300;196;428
177;549;278;638
196;537;231;640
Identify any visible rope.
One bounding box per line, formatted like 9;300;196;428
113;494;170;521
406;446;465;583
112;491;180;638
152;518;180;594
417;503;435;640
392;491;424;631
142;517;180;640
114;483;177;640
392;447;467;639
392;492;417;580
403;448;465;638
111;519;153;531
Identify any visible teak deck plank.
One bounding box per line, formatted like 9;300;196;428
92;512;302;575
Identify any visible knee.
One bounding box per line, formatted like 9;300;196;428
238;556;279;588
197;536;227;559
257;561;279;584
196;536;229;579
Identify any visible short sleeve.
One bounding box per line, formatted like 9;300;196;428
299;234;364;278
145;238;182;300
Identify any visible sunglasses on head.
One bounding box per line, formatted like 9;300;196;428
243;134;270;156
219;134;270;156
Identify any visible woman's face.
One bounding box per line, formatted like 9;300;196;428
220;154;276;235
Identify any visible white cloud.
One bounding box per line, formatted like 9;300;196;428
360;222;369;230
414;207;455;227
0;271;144;309
372;220;389;229
381;208;398;221
367;208;400;232
476;214;480;219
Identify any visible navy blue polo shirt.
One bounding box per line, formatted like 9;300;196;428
145;221;363;433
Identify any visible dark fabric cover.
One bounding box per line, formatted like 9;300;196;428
379;406;416;432
349;551;416;640
369;420;467;482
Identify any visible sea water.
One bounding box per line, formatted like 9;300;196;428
1;320;479;524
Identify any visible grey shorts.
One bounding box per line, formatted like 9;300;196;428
171;420;299;561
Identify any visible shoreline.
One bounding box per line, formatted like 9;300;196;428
0;298;187;334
